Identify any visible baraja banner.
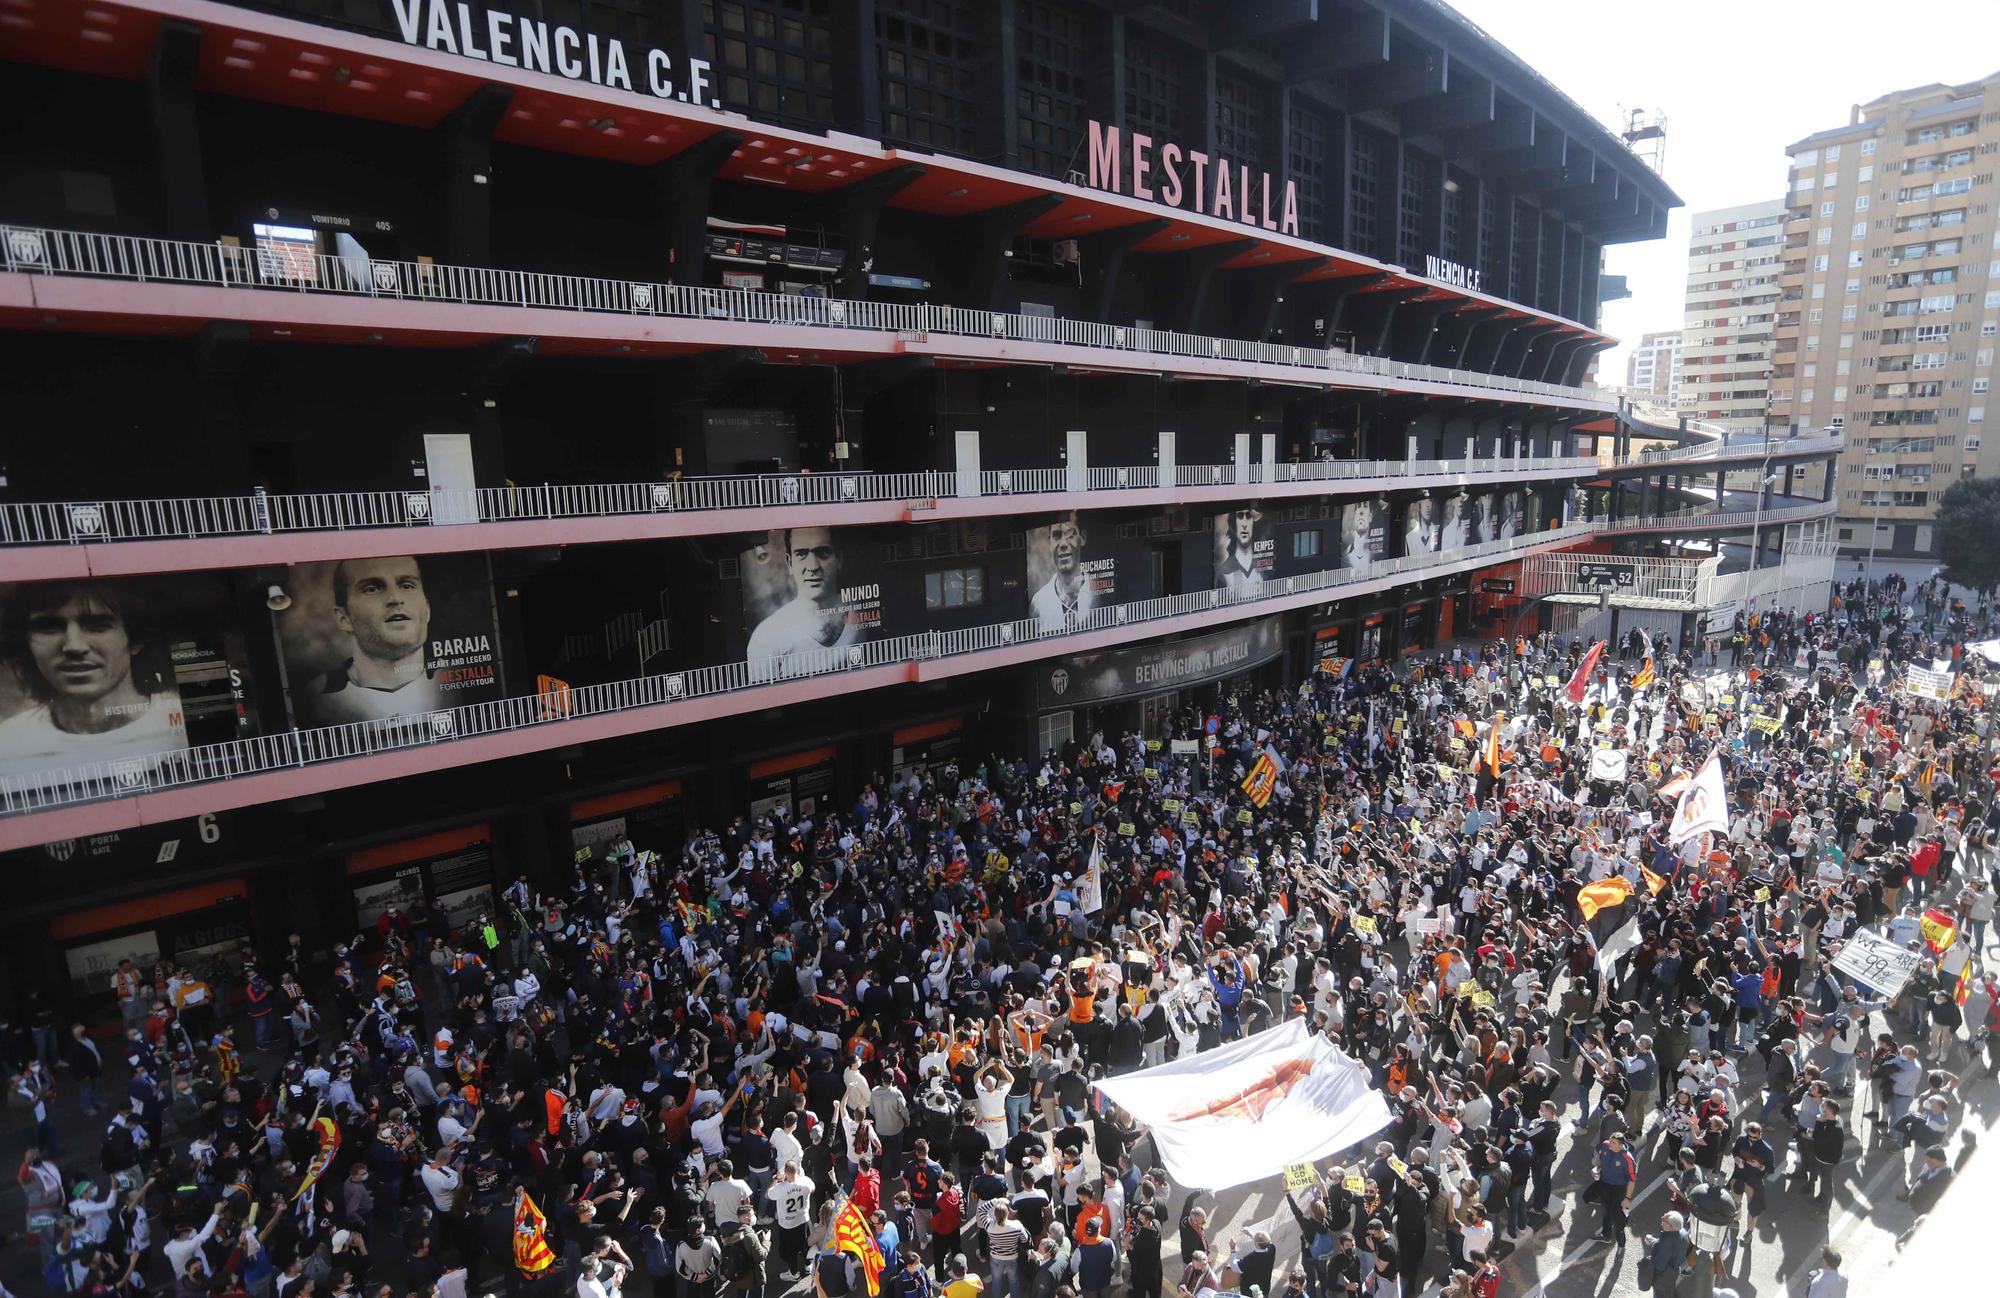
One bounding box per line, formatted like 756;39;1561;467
1092;1018;1391;1189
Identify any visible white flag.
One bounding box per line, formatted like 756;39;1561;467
1090;1018;1390;1189
1080;840;1106;915
1667;754;1728;844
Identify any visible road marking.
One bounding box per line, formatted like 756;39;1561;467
1516;1170;1672;1298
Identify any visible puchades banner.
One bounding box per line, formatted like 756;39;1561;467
1090;1017;1391;1189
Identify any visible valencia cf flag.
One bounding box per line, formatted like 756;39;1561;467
1577;876;1634;921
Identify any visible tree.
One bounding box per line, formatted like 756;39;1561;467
1933;476;2000;594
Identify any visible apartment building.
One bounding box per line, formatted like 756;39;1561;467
1679;199;1788;434
1771;73;2000;560
1626;329;1684;404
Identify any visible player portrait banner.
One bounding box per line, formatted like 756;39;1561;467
0;574;258;786
1338;498;1389;572
1437;492;1471;550
1214;504;1275;596
275;552;502;729
739;525;883;681
1091;1017;1391;1190
1401;497;1440;557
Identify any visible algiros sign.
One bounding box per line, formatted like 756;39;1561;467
388;1;720;107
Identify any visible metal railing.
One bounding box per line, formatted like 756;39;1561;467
0;456;1599;548
1601;497;1838;533
0;223;1607;405
1629;432;1844;466
0;522;1595;818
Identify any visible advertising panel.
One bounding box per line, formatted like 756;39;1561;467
1339;499;1389;571
1034;618;1283;710
747;746;838;821
0;576;256;785
739;526;883;679
346;828;494;934
1213;505;1276;596
276;553;502;729
1028;511;1123;633
1401;497;1440;558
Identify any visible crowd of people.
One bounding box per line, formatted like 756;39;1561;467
8;572;1998;1298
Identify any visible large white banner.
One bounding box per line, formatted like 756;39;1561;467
1091;1018;1391;1189
1667;755;1728;844
1831;929;1923;999
1905;666;1953;701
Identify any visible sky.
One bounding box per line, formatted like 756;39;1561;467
1445;0;2000;376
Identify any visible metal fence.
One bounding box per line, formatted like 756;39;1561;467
0;456;1599;547
0;222;1608;405
1599;498;1837;533
0;522;1595;818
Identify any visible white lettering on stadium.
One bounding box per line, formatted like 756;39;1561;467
1424;254;1484;294
839;585;880;603
1086;120;1300;237
388;1;718;108
431;635;493;657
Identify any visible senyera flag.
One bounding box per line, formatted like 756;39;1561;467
830;1193;885;1296
1091;1018;1390;1189
514;1191;556;1275
1241;752;1279;808
1564;640;1606;704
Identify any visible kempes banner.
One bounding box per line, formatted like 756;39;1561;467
276;553;503;729
0;575;257;784
1213;505;1276;596
739;525;883;680
1036;618;1283;710
1092;1018;1391;1189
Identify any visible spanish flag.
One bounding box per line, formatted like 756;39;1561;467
830;1194;885;1297
1631;657;1655;690
514;1192;556;1275
1577;876;1635;921
1242;753;1280;808
1920;908;1958;955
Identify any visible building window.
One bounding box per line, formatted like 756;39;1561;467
1820;200;1835;216
1291;529;1322;561
878;0;980;153
1015;0;1089;180
1037;708;1074;754
1399;149;1435;267
1349;127;1385;259
1286;100;1328;244
1862;139;1877;155
1124;29;1194;160
705;0;836;130
924;566;986;610
1215;69;1267;169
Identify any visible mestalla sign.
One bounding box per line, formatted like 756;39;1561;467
1086;121;1301;236
387;1;720;107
